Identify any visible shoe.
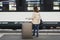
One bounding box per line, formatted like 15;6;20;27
32;34;35;36
36;35;39;37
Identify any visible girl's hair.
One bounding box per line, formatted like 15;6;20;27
33;6;39;12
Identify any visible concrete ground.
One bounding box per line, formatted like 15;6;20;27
0;33;60;40
0;29;60;33
0;29;60;40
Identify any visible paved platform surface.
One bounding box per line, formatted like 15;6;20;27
0;35;60;40
0;29;60;33
0;29;60;40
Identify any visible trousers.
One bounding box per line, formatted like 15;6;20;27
33;24;39;37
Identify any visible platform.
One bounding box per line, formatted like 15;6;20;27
0;34;60;40
0;29;60;33
0;29;60;40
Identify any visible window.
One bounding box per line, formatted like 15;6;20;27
26;0;40;11
0;0;16;12
53;1;60;10
0;0;60;12
9;2;16;11
53;0;60;11
0;2;3;11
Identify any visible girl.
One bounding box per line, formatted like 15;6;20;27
32;6;41;37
